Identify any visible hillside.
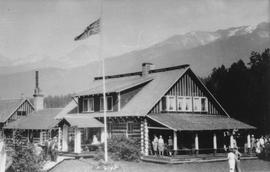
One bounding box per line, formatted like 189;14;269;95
0;22;269;98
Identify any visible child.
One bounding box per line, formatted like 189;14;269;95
227;148;235;172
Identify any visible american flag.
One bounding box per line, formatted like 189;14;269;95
74;18;100;41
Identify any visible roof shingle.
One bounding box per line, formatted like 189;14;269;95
148;113;255;131
4;108;62;130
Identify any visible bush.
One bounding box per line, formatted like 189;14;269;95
11;144;45;172
108;135;140;161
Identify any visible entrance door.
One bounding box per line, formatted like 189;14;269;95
68;127;75;152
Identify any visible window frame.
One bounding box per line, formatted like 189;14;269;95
82;97;94;112
100;96;113;112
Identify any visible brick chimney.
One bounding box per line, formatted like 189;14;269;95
142;63;153;76
33;71;44;111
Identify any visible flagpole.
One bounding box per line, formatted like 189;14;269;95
98;0;108;163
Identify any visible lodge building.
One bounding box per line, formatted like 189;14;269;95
56;63;255;155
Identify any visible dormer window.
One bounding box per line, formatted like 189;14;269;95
100;96;113;111
82;98;94;112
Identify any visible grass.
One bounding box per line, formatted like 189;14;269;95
50;159;270;172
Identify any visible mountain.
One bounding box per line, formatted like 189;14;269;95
0;22;269;98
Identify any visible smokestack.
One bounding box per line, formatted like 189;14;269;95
142;63;153;77
33;71;44;111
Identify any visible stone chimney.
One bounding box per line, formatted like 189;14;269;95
33;71;44;111
142;63;153;77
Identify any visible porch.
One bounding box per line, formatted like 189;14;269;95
141;152;257;164
141;113;256;156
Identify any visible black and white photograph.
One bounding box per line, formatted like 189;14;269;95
0;0;269;171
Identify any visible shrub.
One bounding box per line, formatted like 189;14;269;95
11;144;45;172
107;135;140;161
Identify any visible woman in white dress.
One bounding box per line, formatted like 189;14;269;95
227;148;235;172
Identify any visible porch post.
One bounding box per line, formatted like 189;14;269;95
118;93;121;111
173;130;178;153
213;133;217;155
144;119;149;156
57;127;62;151
230;135;234;148
247;134;251;154
74;127;81;153
140;120;144;154
62;125;68;152
195;133;199;155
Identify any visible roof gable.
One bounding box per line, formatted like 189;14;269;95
0;98;33;123
4;108;62;130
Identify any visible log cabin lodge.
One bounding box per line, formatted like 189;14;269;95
2;63;255;156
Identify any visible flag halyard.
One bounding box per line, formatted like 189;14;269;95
74;18;100;41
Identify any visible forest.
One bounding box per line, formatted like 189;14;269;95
204;49;270;134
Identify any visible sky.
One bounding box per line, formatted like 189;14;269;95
0;0;269;66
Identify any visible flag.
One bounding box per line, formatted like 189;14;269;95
74;18;100;41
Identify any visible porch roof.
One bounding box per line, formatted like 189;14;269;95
4;108;62;130
148;113;255;131
63;115;103;128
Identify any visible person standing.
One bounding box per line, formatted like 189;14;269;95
158;135;164;156
234;148;242;172
168;136;173;156
152;135;158;156
51;137;58;162
227;148;235;172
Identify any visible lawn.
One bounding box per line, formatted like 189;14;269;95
50;159;270;172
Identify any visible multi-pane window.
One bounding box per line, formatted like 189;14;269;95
193;97;201;112
162;96;176;111
82;98;94;112
100;96;113;111
185;97;192;111
177;96;185;111
201;97;208;112
163;95;208;112
17;110;26;116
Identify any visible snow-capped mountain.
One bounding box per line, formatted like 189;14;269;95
0;22;269;98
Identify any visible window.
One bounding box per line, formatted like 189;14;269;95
100;96;113;111
163;96;176;111
185;97;192;111
201;97;208;112
192;97;208;112
82;98;94;112
17;110;26;116
177;96;185;111
193;97;201;112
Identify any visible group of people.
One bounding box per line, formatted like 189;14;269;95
151;135;173;156
43;137;58;162
250;135;270;155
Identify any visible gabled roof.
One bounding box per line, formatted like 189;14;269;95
148;113;255;131
75;76;153;96
0;98;33;123
4;108;62;130
70;67;188;117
